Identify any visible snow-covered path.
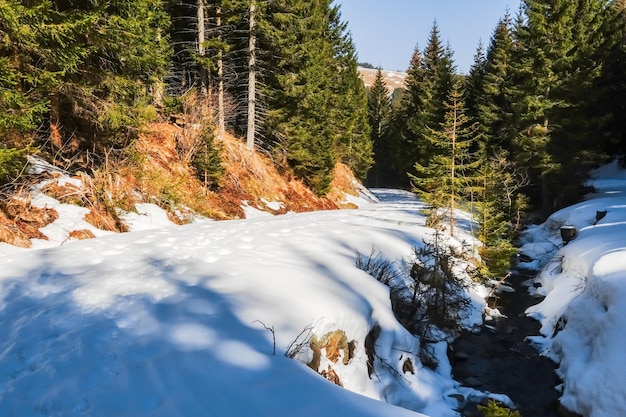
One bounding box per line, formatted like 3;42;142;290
0;190;474;417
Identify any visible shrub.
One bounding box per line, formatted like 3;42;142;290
0;146;29;184
478;400;522;417
192;126;225;191
355;248;401;286
410;231;474;336
480;240;518;279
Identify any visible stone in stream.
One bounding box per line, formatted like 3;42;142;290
464;376;482;387
558;403;584;417
454;351;470;360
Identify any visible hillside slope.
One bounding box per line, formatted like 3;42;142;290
358;67;407;93
0;122;368;250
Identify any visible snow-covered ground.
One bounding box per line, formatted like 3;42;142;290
0;183;489;416
519;159;626;417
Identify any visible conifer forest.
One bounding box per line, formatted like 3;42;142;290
1;0;626;273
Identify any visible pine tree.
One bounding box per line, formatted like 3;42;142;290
367;68;392;186
327;4;372;180
510;0;613;213
464;40;486;130
410;80;479;235
410;23;458;173
478;14;516;154
385;45;428;186
27;0;171;154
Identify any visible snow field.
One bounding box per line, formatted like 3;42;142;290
0;187;484;416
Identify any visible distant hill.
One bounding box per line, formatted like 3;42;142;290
357;67;407;94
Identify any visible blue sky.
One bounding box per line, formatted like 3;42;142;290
336;0;522;74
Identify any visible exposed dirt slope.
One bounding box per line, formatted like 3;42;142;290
0;122;365;247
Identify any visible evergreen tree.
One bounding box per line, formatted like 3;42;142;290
256;0;371;194
409;23;457;174
0;0;47;137
384;23;458;187
1;0;171;156
595;0;626;156
385;45;428;186
478;14;516;154
327;5;372;180
257;0;338;194
409;80;478;235
421;23;457;133
367;68;392;186
511;0;613;213
474;151;528;276
464;40;486;130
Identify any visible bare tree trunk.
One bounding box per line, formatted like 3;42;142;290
197;0;207;95
450;96;457;236
217;5;225;139
246;0;256;150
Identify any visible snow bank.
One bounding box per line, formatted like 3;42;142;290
519;161;626;417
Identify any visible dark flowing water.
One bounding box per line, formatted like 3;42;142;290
450;272;561;417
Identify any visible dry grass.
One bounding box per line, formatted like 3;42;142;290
308;329;357;387
0;195;59;247
0;114;367;248
68;229;96;240
219;132;339;215
327;163;364;209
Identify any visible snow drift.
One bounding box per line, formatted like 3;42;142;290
519;160;626;417
0;189;479;416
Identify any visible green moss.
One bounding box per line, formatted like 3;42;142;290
478;400;522;417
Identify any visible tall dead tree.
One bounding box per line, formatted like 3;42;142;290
246;0;256;150
197;0;207;94
217;4;225;138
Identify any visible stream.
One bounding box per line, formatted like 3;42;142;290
450;270;562;417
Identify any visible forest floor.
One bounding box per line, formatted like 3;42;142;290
451;270;562;417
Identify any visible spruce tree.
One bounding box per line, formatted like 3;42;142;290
409;80;479;235
511;0;613;213
422;23;457;132
17;0;171;154
256;0;371;194
367;68;392;186
474;151;528;276
328;5;372;180
257;0;337;194
386;45;428;186
0;0;47;137
478;14;516;154
412;23;457;173
595;0;626;156
464;40;486;131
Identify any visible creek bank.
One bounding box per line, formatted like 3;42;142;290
450;270;564;417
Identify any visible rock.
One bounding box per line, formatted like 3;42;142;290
464;377;482;387
447;392;465;406
454;351;470;360
558;403;583;417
